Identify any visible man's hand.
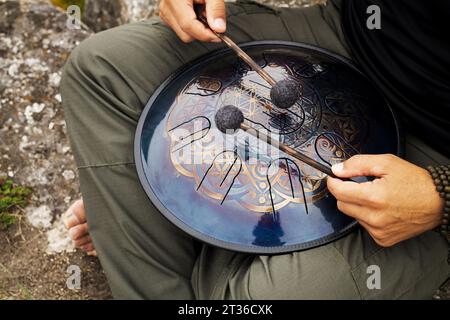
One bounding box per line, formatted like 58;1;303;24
327;154;444;247
159;0;226;43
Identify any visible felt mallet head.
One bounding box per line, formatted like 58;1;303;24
215;105;244;133
270;79;301;109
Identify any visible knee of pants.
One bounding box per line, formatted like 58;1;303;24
61;33;103;89
60;31;121;126
60;19;202;122
60;21;175;134
60;26;154;167
61;28;127;101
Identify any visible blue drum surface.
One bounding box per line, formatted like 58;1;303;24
134;41;401;254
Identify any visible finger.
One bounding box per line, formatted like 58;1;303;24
173;2;218;42
336;201;379;228
358;220;381;241
358;220;397;247
353;210;383;230
327;176;375;206
68;223;88;240
336;200;362;217
179;16;219;42
331;154;395;178
160;12;194;43
185;19;220;42
337;199;389;230
336;200;374;225
358;220;371;231
205;0;226;33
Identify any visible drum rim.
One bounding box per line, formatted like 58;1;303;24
134;40;402;254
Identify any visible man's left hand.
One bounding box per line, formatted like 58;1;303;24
327;154;444;247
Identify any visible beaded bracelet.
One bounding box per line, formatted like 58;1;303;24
426;165;450;243
426;165;449;300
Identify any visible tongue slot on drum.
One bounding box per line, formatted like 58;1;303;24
267;158;309;216
197;150;243;205
168;116;211;153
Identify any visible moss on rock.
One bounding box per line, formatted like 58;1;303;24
0;179;32;229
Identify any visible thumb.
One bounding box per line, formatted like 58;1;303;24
331;154;391;178
206;0;226;33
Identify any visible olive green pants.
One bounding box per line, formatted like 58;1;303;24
61;0;449;299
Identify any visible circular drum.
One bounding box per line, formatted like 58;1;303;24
135;41;401;254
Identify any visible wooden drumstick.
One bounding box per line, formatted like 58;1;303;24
194;6;276;86
195;5;301;109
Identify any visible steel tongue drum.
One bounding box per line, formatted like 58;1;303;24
134;41;401;254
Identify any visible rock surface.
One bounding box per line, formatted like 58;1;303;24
0;0;109;299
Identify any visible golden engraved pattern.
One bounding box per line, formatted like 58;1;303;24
167;67;359;213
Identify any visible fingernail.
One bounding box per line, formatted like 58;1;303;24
212;18;226;31
211;37;221;43
332;162;344;174
64;213;79;228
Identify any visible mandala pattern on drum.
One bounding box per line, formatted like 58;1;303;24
166;51;365;214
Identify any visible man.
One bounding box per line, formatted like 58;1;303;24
61;0;450;299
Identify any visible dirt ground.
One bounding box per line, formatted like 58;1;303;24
0;0;448;300
0;222;111;299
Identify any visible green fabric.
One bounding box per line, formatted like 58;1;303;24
61;0;449;299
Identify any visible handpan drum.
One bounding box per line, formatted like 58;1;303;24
135;41;401;254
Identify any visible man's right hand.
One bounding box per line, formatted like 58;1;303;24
159;0;226;43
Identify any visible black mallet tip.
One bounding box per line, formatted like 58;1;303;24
215;105;244;134
270;79;301;109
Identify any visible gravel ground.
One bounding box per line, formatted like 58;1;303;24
0;0;447;300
